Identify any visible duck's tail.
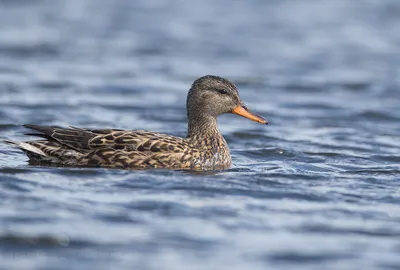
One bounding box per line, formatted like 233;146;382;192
1;138;47;156
2;137;87;165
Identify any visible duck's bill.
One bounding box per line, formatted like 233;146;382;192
232;104;268;125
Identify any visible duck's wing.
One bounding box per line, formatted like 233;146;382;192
23;125;100;152
23;124;190;153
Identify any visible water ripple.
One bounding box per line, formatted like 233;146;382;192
1;0;400;269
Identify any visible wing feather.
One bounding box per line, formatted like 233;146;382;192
23;125;191;154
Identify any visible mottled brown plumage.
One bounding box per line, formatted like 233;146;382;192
5;75;268;170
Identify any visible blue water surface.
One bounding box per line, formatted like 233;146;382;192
0;0;399;269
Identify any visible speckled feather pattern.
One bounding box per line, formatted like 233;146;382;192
22;125;232;170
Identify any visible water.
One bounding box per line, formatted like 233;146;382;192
0;0;399;269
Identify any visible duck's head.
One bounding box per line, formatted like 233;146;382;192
187;75;268;125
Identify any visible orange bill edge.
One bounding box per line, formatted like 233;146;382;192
232;104;268;125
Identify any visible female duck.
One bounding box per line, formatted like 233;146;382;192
6;75;267;170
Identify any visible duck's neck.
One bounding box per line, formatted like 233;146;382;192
187;113;231;169
187;114;221;139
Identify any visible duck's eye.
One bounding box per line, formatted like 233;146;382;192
216;89;229;95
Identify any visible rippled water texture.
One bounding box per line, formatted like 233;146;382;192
0;0;399;269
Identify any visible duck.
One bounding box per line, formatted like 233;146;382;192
4;75;267;170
